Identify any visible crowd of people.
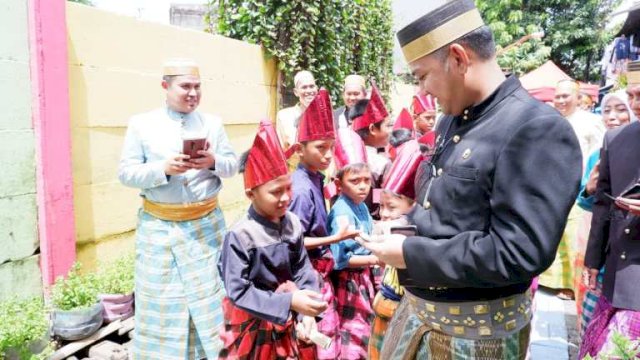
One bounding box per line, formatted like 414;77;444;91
117;0;640;359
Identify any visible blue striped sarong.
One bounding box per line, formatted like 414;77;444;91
133;207;226;359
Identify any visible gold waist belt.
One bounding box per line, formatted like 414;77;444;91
143;197;218;222
405;290;532;340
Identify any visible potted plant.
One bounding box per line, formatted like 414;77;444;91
50;262;103;341
96;255;135;322
0;296;52;359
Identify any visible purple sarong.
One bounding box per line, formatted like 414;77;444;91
579;296;640;359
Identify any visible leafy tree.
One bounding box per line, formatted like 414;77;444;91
477;0;621;81
207;0;394;105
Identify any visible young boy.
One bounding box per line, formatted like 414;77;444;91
289;89;360;359
327;128;381;360
368;138;423;360
218;120;328;359
350;84;392;220
412;93;437;137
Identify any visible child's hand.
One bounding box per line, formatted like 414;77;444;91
335;224;361;242
295;316;317;344
291;289;328;317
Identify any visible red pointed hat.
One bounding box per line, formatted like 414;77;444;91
333;127;368;170
244;119;289;190
412;94;436;115
393;108;415;132
383;139;423;199
417;130;436;148
352;82;389;131
297;88;336;143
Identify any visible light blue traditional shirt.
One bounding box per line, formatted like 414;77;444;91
328;194;373;270
119;107;238;203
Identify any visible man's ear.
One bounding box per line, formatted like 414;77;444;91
448;43;470;74
162;80;169;90
293;86;300;99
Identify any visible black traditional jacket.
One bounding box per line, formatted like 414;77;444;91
402;76;582;302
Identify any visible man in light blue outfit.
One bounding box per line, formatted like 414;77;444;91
119;59;238;359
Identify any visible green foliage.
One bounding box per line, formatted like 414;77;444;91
0;296;49;359
209;0;395;104
96;255;135;295
477;0;622;81
583;330;640;359
51;262;99;311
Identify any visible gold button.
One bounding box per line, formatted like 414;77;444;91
462;149;471;159
464;109;469;115
437;168;443;176
463;116;469;121
625;228;630;234
621;252;627;260
425;201;432;209
453;135;461;143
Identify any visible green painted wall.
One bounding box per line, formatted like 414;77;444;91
0;0;42;300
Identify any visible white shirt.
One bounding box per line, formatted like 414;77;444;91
566;110;605;171
365;145;391;182
118;107;238;204
276;105;302;149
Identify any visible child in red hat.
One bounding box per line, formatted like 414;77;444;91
218;120;327;359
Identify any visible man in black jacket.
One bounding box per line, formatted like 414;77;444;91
361;1;582;358
580;60;640;358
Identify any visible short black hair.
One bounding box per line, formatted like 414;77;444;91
348;99;369;121
335;163;370;181
238;150;250;173
389;129;414;148
434;26;496;61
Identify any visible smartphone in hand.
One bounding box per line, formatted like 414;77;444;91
389;225;417;237
183;137;207;159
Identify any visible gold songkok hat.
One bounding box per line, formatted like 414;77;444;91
627;60;640;85
162;58;200;77
396;0;485;63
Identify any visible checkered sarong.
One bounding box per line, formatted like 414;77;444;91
218;297;302;360
369;292;400;360
380;296;531;359
334;267;375;359
310;257;340;360
133;208;225;359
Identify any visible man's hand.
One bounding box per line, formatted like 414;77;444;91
164;154;193;175
357;233;407;269
189;149;215;170
584;268;600;291
616;196;640;215
295;316;317;344
585;161;600;196
291;289;328;317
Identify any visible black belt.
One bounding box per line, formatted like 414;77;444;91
402;280;531;302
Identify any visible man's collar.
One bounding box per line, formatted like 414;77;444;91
459;75;521;122
166;106;195;122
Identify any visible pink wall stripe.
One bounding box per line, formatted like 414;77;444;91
28;0;76;285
